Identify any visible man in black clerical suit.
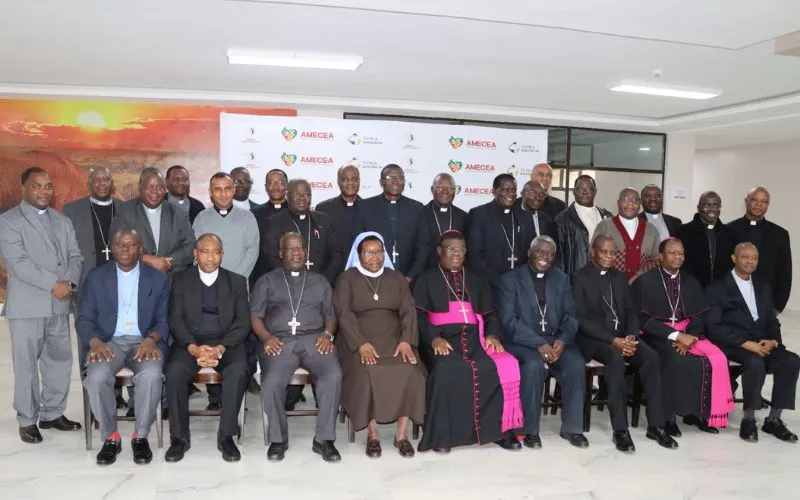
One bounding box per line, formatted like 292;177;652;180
251;168;289;284
496;236;589;449
316;165;362;255
675;191;737;288
355;164;430;283
164;165;206;225
639;185;681;241
422;173;469;269
572;235;677;452
727;187;792;314
468;174;535;285
265;179;344;286
520;180;557;240
706;243;799;443
230;167;261;210
530;163;566;220
164;234;251;463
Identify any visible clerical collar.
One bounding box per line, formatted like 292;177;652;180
37;208;47;215
356;264;385;278
168;193;186;204
746;217;762;226
661;268;679;279
272;202;283;209
289;271;300;277
433;201;449;212
292;211;309;221
117;262;140;276
214;205;232;217
145;204;162;214
646;212;661;219
347;201;354;207
707;224;714;230
90;197;113;206
341;195;357;207
600;270;607;275
198;268;219;286
536;272;545;278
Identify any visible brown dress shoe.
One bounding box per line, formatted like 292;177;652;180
393;438;415;458
39;415;82;431
19;425;43;444
365;439;382;458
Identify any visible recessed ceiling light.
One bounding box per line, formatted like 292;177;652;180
609;80;720;100
639;147;651;151
227;49;363;70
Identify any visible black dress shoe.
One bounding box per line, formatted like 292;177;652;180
218;436;241;462
394;438;416;457
246;378;261;395
612;430;636;453
132;438;153;464
559;432;589;448
115;394;128;409
434;447;451;453
523;434;542;449
39;415;82;431
762;418;798;443
162;408;169;421
682;415;719;434
495;434;522;451
125;408;135;418
206;402;222;412
96;440;122;465
313;439;342;462
664;421;682;437
19;425;43;444
366;439;382;458
739;418;759;442
189;384;201;397
646;426;679;449
267;441;288;461
165;438;191;463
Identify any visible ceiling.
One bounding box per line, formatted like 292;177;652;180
2;0;800;148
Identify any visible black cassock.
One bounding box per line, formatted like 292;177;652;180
631;268;713;421
421;201;469;269
413;267;506;450
251;202;287;285
355;194;430;280
315;195;362;256
467;201;535;285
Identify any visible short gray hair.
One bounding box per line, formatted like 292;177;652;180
529;235;556;252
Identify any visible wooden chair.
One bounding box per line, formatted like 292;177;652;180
82;367;164;451
728;359;772;408
260;368;319;445
582;360;644;432
188;367;246;444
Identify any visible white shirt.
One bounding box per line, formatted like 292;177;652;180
199;268;219;287
619;216;638;239
143;203;162;253
575;204;603;241
732;270;759;321
644;212;671;241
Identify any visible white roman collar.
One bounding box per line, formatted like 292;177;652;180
199;268;219;286
90;197;113;206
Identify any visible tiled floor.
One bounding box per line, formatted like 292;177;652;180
0;315;798;500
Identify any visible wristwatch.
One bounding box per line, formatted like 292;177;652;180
323;331;334;342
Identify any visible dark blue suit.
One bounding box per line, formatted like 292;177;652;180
77;261;171;363
496;266;585;434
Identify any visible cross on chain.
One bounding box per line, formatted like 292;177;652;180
305;260;314;270
288;317;301;336
101;247;112;261
458;302;469;322
669;315;677;327
539;316;547;332
507;254;518;269
391;245;400;264
612;317;620;331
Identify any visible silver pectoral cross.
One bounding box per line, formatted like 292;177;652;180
612;317;620;331
391;244;399;264
669;315;677;327
507;254;518;269
539;316;547;332
101;246;112;261
288;317;301;335
458;302;469;322
305;260;314;270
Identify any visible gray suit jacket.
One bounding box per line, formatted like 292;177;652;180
0;201;83;318
62;196;123;287
110;198;195;274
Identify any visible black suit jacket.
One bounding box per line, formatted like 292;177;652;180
62;196;123;286
110;199;195;274
264;210;345;284
250;202;287;284
422;200;469;268
571;263;639;343
638;212;682;237
728;217;792;312
540;195;567;220
168;267;250;348
355;194;430;280
706;272;782;348
675;214;737;287
315;195;362;252
467;201;536;284
162;194;205;225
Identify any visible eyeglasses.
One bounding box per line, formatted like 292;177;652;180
361;250;383;258
384;175;405;182
574;187;596;194
620;196;641;203
443;246;467;255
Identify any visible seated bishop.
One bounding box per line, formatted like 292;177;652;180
496;236;589;450
78;228;170;466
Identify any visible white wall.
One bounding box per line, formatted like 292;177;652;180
694;139;800;311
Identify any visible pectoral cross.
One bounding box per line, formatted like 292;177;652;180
458;302;469;322
288;317;301;335
507;253;518;269
612;317;620;331
539;316;547;332
101;247;112;261
669;315;677;327
391;245;399;264
305;260;314;270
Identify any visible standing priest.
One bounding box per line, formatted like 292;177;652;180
315;165;362;254
422;173;469;269
631;238;734;436
414;231;523;452
356;164;430;284
727;187;792;315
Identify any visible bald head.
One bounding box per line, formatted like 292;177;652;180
732;241;759;277
432;172;457;206
531;163;554;191
617;187;641;219
744;186;770;221
337;165;360;200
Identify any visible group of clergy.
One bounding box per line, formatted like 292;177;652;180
0;160;797;468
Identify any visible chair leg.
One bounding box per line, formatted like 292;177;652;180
338;406;346;424
347;415;355;443
82;386;93;451
551;383;560;416
260;392;269;446
155;400;164;448
631;372;643;428
237;397;246;445
412;423;420;440
583;371;593;433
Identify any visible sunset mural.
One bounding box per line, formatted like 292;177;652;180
0;98;296;300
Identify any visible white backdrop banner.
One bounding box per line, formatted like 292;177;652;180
219;113;548;211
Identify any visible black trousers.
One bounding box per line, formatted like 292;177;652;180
578;336;665;431
166;344;250;440
724;346;800;412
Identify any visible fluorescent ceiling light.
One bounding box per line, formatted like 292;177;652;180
227;49;363;70
639;147;651;151
609;80;720;100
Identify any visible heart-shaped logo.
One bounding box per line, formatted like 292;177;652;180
281;153;297;166
281;127;298;141
449;136;464;149
448;160;463;172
